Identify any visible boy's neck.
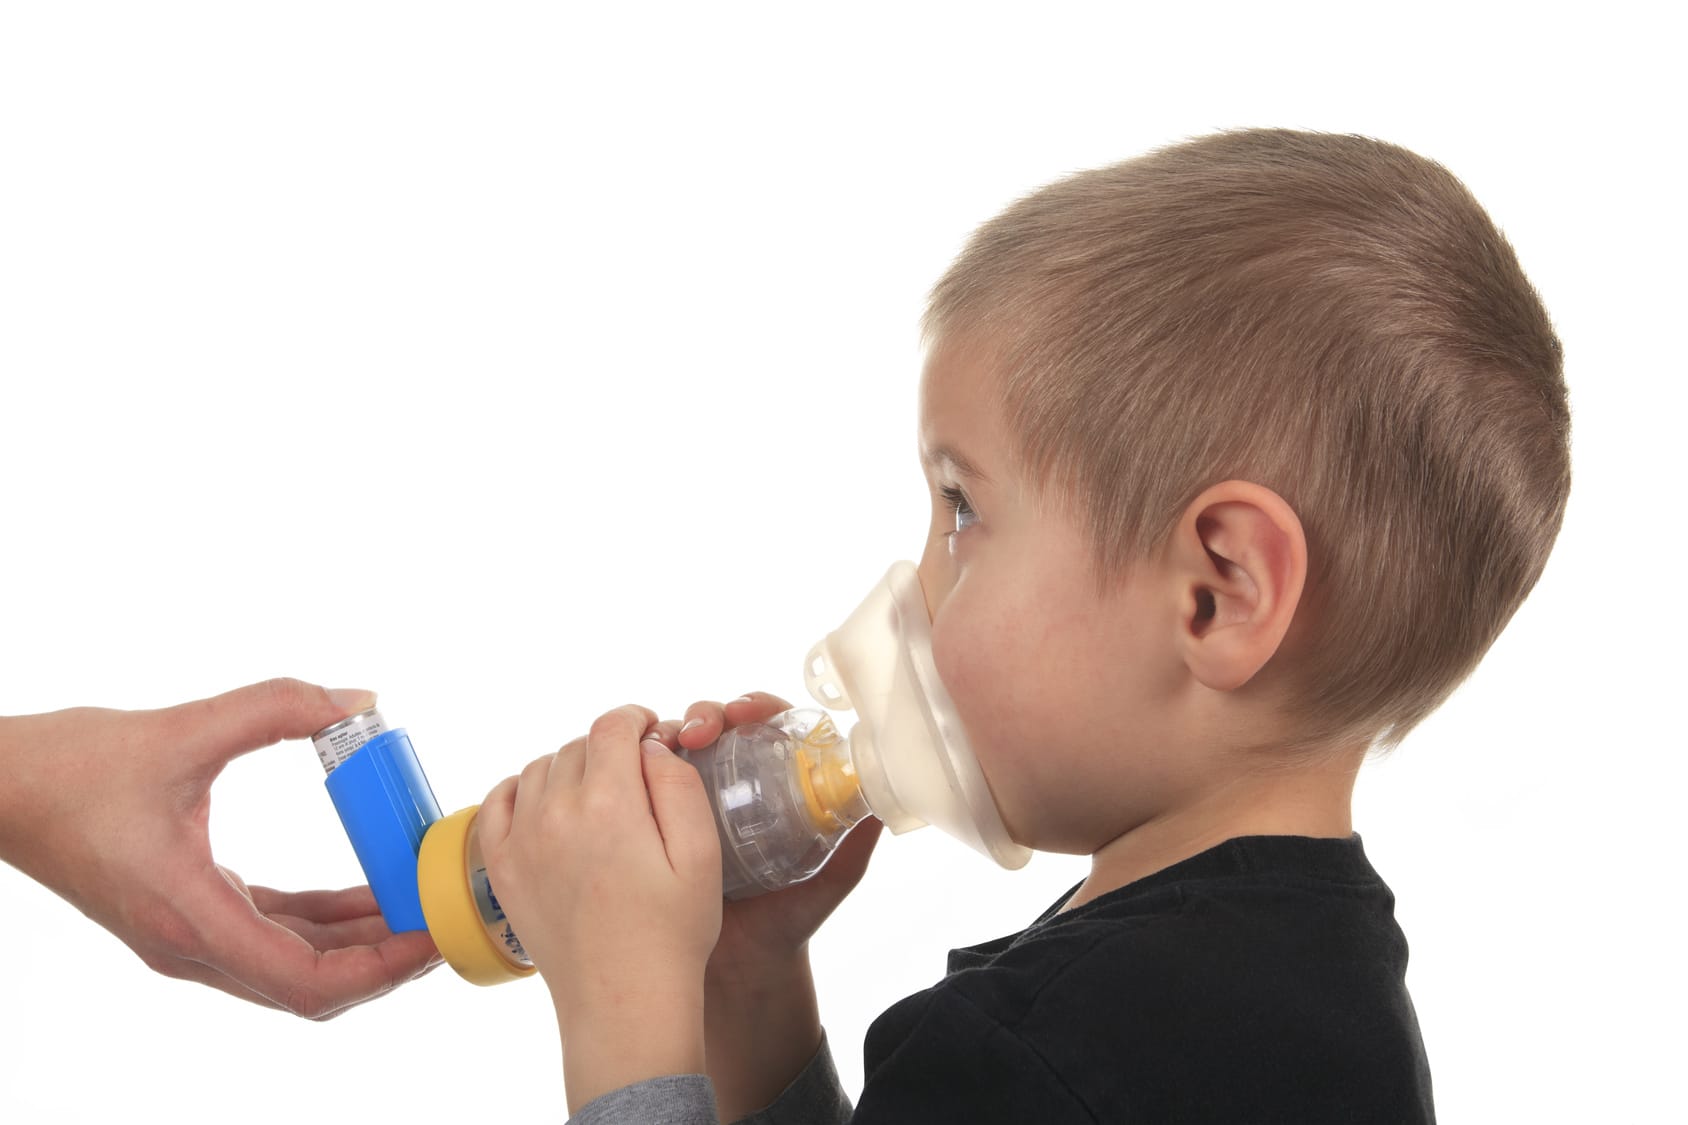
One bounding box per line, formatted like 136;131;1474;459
1062;745;1365;912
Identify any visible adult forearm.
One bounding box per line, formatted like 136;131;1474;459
0;715;24;861
0;709;76;873
705;951;823;1122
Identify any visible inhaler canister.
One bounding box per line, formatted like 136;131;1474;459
312;709;442;934
313;709;534;984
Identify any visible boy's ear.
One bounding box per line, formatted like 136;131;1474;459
1169;481;1307;693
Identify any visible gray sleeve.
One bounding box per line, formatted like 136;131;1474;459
566;1074;718;1125
563;1036;852;1125
731;1035;853;1125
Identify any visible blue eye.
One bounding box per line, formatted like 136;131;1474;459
940;485;979;535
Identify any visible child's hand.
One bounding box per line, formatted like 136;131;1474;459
477;704;722;1114
666;692;882;978
650;691;882;1120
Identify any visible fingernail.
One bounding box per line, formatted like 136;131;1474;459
729;695;754;706
641;735;671;757
327;688;377;713
680;717;706;735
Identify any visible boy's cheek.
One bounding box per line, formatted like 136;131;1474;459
929;614;989;736
931;611;1025;753
930;620;1041;843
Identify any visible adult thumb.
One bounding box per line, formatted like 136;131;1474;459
168;678;377;772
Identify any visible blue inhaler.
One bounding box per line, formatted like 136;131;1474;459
312;710;441;933
312;561;1031;987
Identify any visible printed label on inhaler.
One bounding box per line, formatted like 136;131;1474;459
469;849;530;967
311;708;387;775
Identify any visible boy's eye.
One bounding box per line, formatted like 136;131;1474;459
940;484;979;536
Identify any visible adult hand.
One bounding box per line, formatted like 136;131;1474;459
478;704;723;1114
0;678;439;1019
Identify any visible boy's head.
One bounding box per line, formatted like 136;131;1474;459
914;130;1568;851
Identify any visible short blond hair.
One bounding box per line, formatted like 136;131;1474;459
925;130;1569;749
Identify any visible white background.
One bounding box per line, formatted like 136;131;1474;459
1;3;1680;1121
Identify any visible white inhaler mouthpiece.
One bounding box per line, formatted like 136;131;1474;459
805;561;1031;871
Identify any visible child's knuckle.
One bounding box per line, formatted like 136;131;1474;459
589;707;640;745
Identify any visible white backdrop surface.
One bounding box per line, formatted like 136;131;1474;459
1;4;1679;1122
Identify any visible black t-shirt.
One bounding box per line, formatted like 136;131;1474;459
853;835;1435;1123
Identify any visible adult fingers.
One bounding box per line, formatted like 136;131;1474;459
247;885;404;951
269;910;396;952
246;884;383;925
186;874;438;1018
260;931;441;1020
221;873;378;947
162;678;377;774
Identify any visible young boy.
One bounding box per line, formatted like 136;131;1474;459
476;129;1568;1123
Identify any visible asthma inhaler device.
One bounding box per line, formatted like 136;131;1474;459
315;561;1029;986
311;710;442;934
311;708;532;984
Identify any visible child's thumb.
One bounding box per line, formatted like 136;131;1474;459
169;678;376;772
640;740;721;881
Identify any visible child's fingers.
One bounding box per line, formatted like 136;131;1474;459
642;718;684;751
678;701;726;748
813;816;883;895
511;752;556;829
550;734;587;790
640;742;720;880
723;691;793;726
581;704;660;794
678;692;794;750
476;773;521;847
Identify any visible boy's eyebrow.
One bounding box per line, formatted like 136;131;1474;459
922;443;991;484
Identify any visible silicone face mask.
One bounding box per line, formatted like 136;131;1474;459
804;561;1031;869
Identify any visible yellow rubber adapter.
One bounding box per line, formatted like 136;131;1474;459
416;805;536;986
